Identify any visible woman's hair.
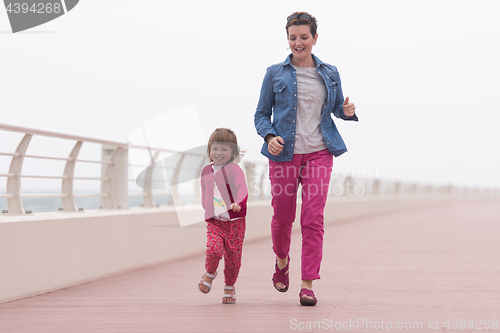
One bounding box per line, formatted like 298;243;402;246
207;128;242;164
286;11;318;36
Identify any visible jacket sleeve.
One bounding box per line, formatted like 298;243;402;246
331;71;359;122
230;166;248;210
254;67;278;140
200;166;207;210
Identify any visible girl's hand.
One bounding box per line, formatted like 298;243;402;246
230;203;241;212
267;136;285;156
343;96;356;117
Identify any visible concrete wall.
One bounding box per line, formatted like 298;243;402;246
0;194;494;303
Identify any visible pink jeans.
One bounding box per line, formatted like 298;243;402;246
269;149;333;280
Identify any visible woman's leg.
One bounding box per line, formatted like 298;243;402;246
299;149;333;281
269;157;301;261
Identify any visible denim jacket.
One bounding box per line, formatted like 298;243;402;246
254;54;358;162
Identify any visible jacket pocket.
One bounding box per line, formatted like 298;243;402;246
329;81;338;102
273;81;288;105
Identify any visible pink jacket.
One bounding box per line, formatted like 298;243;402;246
200;162;248;221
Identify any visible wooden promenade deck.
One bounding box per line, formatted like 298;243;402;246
1;199;499;333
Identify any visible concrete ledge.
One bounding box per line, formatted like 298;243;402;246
0;194;495;302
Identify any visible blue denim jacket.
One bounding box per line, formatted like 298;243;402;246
254;54;358;162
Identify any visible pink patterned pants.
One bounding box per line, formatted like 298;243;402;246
205;217;246;286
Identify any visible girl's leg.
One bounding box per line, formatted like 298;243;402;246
222;218;246;286
201;220;224;291
220;218;245;303
269;157;301;261
198;220;224;293
299;149;333;281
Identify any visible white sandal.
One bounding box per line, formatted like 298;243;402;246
222;285;236;304
198;271;217;294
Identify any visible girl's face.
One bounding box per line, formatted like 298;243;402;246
287;24;318;64
210;143;232;166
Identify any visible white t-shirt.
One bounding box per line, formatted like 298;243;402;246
292;65;328;154
211;164;230;220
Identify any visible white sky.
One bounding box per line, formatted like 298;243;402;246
1;0;499;191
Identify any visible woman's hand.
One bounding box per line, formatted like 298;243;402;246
230;203;241;212
343;96;356;117
266;135;285;156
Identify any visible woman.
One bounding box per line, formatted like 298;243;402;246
254;12;358;306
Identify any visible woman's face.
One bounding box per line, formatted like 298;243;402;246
210;143;232;166
287;24;318;63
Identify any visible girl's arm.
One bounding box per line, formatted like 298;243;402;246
200;167;208;210
229;166;248;211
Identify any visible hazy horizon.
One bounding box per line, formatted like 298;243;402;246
1;0;499;193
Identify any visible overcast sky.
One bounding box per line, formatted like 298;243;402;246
1;0;499;192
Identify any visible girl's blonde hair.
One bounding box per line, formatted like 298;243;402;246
207;128;242;164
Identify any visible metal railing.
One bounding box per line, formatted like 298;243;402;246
1;121;498;214
0;122;129;213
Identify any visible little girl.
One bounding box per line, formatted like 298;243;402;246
197;128;247;304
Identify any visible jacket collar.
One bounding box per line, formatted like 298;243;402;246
284;53;324;68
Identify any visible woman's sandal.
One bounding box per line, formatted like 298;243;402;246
198;271;217;294
299;288;318;306
272;256;290;292
222;285;236;304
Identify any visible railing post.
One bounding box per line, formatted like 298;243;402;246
142;151;160;207
371;179;380;195
170;154;185;205
194;157;207;204
6;133;32;214
114;146;128;209
394;182;401;194
61;141;82;211
244;162;257;201
101;145;127;209
343;175;353;196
